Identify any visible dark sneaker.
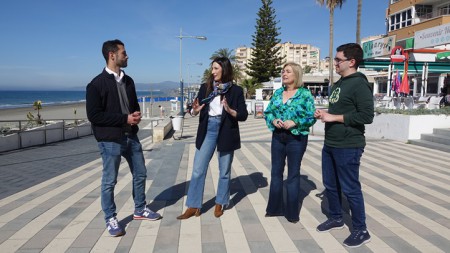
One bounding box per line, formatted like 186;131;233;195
133;207;162;221
343;230;371;248
106;217;125;237
316;218;344;232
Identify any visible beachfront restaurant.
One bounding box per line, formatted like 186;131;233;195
360;60;450;97
361;32;450;109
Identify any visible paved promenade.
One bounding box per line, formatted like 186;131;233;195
0;115;449;252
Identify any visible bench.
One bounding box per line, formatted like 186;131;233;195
152;118;172;142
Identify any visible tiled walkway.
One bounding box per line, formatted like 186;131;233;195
0;116;449;252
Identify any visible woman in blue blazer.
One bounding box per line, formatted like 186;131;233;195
177;57;248;219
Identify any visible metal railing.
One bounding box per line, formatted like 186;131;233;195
416;9;450;22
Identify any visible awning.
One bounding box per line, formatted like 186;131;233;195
436;51;450;61
360;60;450;73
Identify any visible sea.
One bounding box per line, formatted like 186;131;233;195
0;90;178;110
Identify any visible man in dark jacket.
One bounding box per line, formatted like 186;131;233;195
314;43;374;248
86;39;161;237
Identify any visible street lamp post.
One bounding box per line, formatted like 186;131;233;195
176;28;206;115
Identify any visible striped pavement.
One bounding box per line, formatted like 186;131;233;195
0;115;449;252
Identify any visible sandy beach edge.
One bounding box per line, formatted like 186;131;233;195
0;101;175;121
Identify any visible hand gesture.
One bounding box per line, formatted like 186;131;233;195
222;97;237;118
192;98;205;116
222;97;230;113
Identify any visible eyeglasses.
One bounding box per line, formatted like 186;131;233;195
334;57;350;65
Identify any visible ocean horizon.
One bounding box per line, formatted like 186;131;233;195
0;90;171;110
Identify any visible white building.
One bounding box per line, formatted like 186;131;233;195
235;42;321;81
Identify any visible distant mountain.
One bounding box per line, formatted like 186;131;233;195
135;81;179;92
65;80;179;92
0;81;180;92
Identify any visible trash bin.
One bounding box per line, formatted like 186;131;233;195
171;116;184;131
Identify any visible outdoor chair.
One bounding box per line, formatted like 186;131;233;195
391;97;401;109
427;96;443;109
404;96;414;109
415;96;430;109
378;96;392;108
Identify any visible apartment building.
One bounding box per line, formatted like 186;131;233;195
235;46;253;81
235;42;321;81
387;0;450;47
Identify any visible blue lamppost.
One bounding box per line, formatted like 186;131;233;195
176;28;206;115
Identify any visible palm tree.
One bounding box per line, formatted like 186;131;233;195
33;100;43;124
202;68;211;83
240;78;261;99
356;0;362;44
316;0;346;87
209;48;236;61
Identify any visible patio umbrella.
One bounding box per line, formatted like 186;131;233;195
392;71;401;95
399;71;410;95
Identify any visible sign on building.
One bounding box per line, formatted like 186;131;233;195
362;35;396;59
414;23;450;49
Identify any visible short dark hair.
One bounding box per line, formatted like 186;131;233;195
336;43;364;68
102;39;124;63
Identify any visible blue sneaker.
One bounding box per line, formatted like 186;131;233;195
133;207;162;221
106;217;125;237
343;230;371;248
316;218;344;232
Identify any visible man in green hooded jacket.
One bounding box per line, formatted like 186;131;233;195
314;43;374;248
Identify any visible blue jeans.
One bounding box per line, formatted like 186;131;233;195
322;144;366;230
186;116;234;208
266;130;308;221
98;134;147;222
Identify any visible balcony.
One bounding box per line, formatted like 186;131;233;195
416;8;450;23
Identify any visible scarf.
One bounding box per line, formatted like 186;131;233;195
200;81;232;104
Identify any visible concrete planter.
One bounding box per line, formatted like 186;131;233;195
0;121;92;152
0;134;20;152
311;114;450;142
64;122;92;139
21;121;64;148
366;114;449;141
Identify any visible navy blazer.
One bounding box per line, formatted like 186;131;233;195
195;83;248;152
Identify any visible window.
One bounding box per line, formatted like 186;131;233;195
389;9;412;31
416;5;433;19
390;0;400;4
438;3;450;16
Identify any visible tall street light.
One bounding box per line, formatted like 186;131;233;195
176;28;206;115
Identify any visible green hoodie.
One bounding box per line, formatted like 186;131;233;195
325;72;374;148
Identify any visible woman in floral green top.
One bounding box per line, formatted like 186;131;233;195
264;62;316;223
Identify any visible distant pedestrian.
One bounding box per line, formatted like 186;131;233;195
177;57;248;220
86;39;161;237
263;62;316;223
158;105;165;117
314;43;374;248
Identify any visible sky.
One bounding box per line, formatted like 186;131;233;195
0;0;388;90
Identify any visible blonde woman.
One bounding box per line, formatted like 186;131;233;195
264;62;316;223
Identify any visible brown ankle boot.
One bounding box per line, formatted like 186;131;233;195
177;207;201;220
214;204;223;218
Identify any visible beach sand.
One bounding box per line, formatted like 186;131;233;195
0;101;175;121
